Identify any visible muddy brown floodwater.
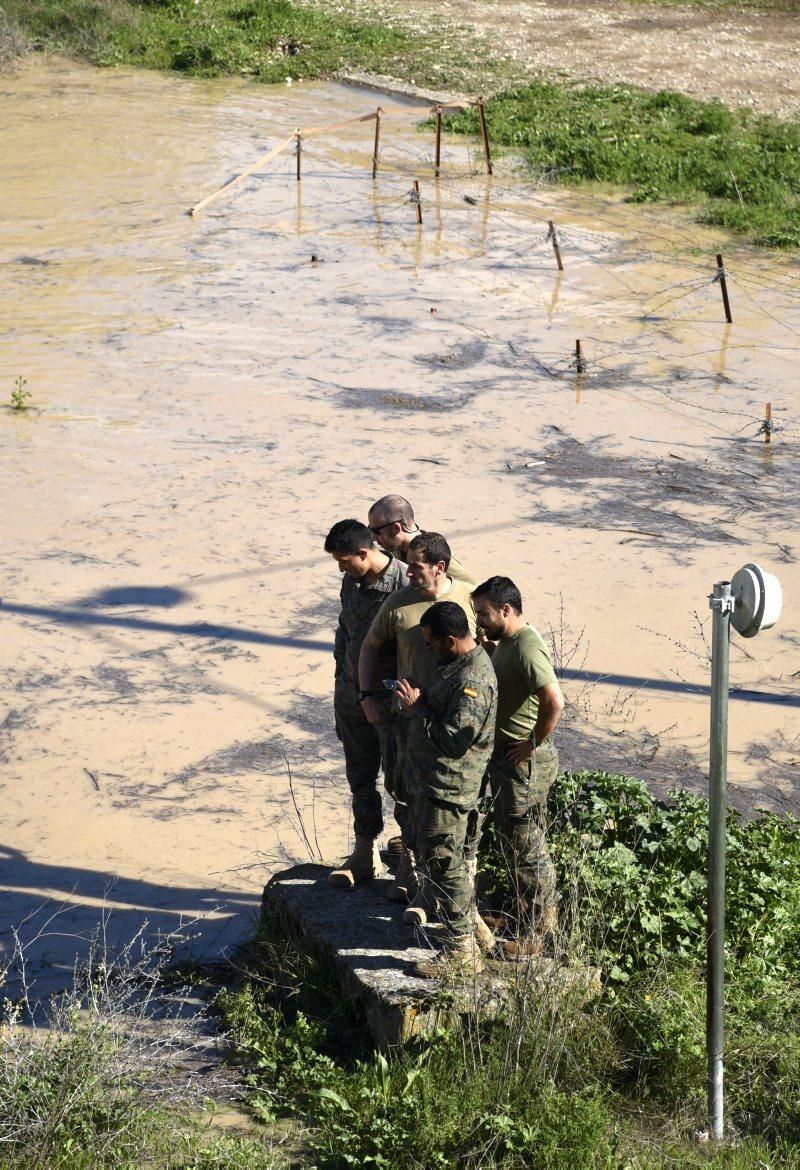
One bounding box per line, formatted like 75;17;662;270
1;57;798;996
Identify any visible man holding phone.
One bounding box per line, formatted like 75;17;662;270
395;600;496;979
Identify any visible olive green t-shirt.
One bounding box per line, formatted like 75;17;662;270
368;577;477;690
492;625;558;746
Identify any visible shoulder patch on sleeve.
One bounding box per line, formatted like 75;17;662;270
463;686;479;697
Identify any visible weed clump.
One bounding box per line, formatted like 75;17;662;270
9;376;31;411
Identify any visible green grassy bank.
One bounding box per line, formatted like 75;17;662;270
4;0;800;245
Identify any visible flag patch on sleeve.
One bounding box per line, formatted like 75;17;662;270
463;687;479;697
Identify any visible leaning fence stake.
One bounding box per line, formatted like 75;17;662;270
295;130;302;182
547;220;564;272
434;106;442;177
411;179;423;225
765;402;772;444
372;107;382;180
575;339;587;374
477;98;493;176
715;253;733;324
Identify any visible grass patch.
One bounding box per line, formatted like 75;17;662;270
444;83;800;246
0;0;453;85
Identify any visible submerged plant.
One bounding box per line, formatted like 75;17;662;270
10;376;31;411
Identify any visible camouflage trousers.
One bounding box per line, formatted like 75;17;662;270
390;716;415;850
414;791;477;939
334;693;396;841
486;739;559;911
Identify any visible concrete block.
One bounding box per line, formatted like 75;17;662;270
261;863;600;1049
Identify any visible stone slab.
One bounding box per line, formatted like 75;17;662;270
261;862;600;1048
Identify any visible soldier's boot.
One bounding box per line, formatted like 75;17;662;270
501;901;559;960
474;911;497;955
414;935;485;980
328;837;381;889
402;877;437;927
386;835;404;860
385;848;417;903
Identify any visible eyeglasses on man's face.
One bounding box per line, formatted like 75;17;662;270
369;519;400;535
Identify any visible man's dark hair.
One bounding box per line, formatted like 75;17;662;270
408;531;451;570
421;600;470;640
369;494;416;531
324;519;374;555
472;576;523;614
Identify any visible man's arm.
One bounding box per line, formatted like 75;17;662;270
505;681;564;764
358;630;387;725
333;583;347;676
409;684;493;760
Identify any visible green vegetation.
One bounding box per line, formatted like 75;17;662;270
9;376;31;411
212;771;800;1167
3;2;800;244
2;772;799;1165
444;85;800;247
0;0;443;85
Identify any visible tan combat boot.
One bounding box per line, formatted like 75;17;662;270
385;848;417;903
414;935;485;980
474;911;497;955
386;834;404;859
328;837;381;889
501;901;558;959
403;877;437;926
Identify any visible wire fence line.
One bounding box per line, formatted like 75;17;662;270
190;106;799;437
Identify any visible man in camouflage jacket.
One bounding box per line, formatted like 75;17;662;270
324;519;408;889
396;600;497;978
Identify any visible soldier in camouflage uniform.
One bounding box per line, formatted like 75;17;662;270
396;601;497;979
324;519;408;889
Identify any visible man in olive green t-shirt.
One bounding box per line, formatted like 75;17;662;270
367;493;475;586
358;532;476;899
472;575;564;958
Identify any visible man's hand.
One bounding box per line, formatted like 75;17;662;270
476;627;497;657
506;739;535;765
395;678;423;714
361;696;388;726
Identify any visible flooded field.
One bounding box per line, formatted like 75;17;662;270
1;57;798;994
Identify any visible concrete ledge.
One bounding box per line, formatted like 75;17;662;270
261;863;600;1048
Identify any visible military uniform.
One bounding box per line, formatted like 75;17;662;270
486;625;559;910
334;556;407;840
367;577;477;847
407;645;497;938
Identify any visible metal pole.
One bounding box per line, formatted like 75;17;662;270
372;108;382;180
707;579;732;1141
477;97;493;176
715;253;733;324
434;106;442;177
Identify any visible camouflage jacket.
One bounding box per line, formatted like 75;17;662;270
334;555;408;700
408;644;497;808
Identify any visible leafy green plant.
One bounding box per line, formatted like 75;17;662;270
10;376;31;411
542;770;800;983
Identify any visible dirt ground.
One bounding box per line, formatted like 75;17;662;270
303;0;800;117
